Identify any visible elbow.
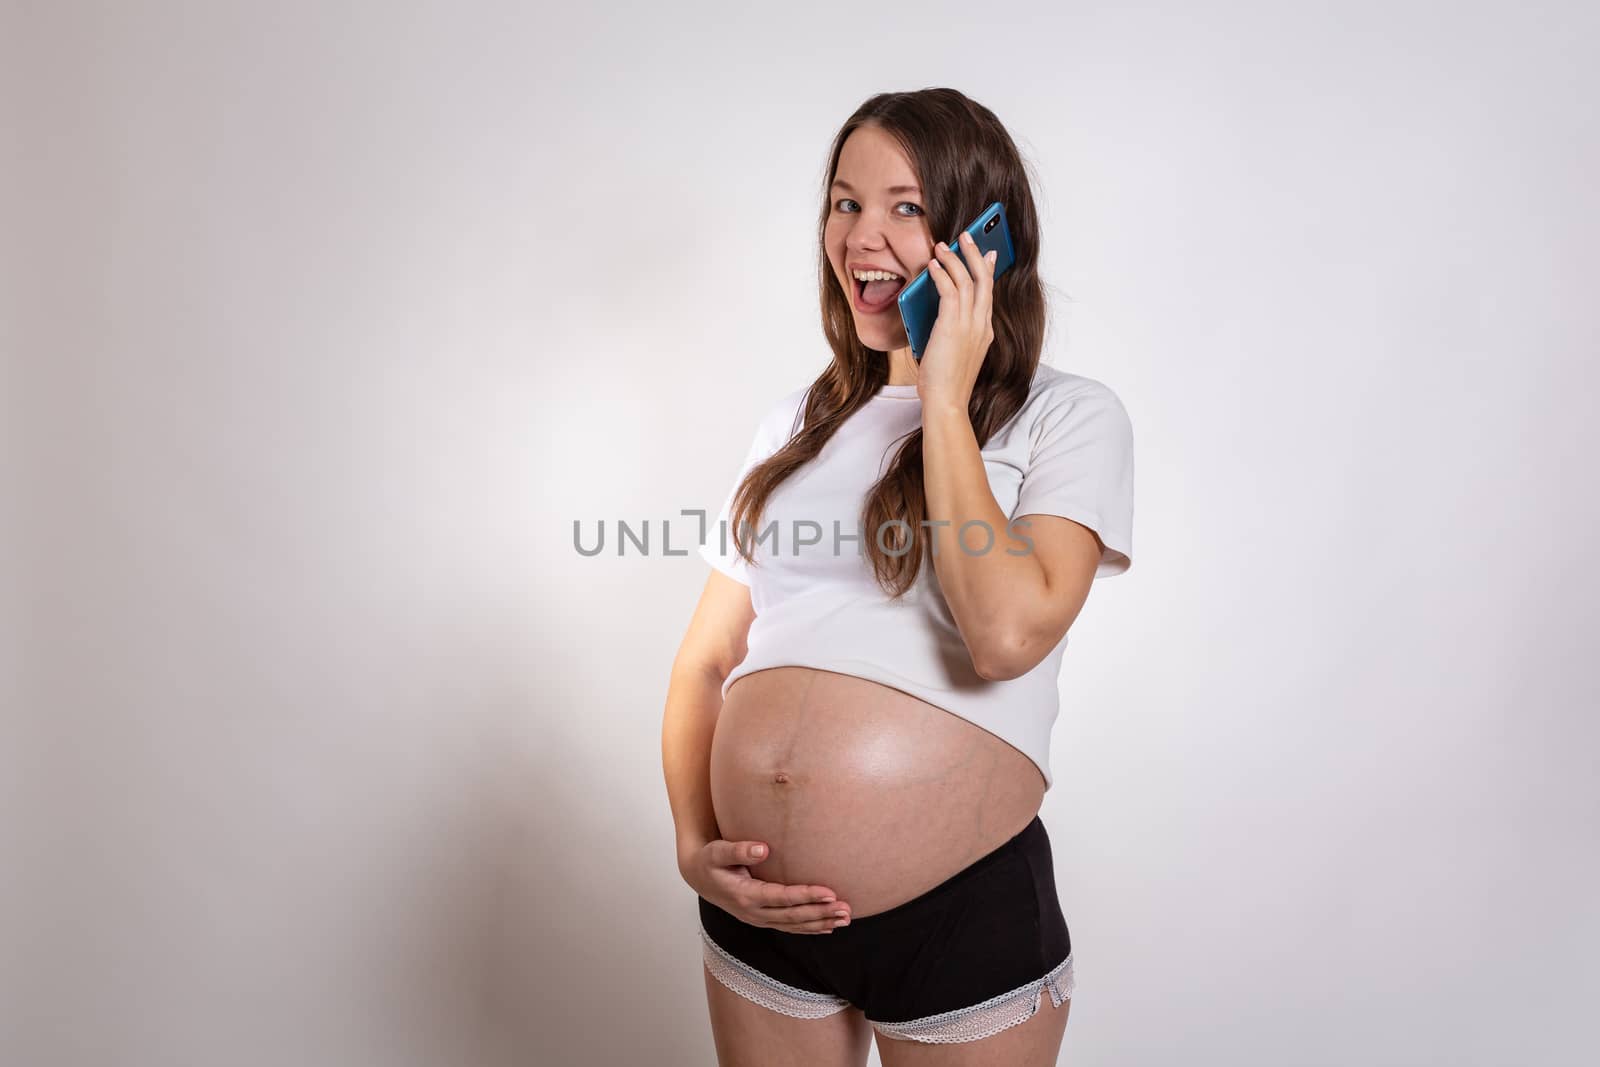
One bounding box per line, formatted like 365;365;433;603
970;631;1037;683
671;647;736;692
972;658;1020;683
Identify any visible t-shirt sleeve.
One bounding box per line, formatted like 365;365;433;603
698;389;806;585
1012;383;1135;578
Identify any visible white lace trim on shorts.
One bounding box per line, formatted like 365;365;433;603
699;928;851;1019
869;953;1075;1045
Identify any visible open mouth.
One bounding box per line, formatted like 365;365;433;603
853;274;907;312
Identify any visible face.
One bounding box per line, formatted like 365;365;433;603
824;124;935;351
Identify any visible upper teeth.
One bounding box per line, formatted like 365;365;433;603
853;269;902;282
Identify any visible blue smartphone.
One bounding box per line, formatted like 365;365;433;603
898;201;1016;361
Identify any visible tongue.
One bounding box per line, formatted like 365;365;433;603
863;278;904;306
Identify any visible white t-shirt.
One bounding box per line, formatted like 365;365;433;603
698;361;1135;791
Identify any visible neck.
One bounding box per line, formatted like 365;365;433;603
885;345;919;386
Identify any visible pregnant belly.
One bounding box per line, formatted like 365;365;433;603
708;666;1046;919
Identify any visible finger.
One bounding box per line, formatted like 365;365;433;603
939;238;972;305
977;247;997;298
767;913;852;934
956;232;986;310
711;840;769;869
977;248;997;325
752;878;835;909
759;901;851;927
963;234;991;317
934;233;972;316
926;245;953;301
761;903;852;934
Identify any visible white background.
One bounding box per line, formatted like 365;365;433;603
6;2;1597;1064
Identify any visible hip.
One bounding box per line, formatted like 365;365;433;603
697;813;1075;1040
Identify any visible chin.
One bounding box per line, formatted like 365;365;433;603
854;323;905;349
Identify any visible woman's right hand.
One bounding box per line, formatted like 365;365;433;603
680;839;852;934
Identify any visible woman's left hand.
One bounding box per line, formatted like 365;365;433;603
915;230;998;410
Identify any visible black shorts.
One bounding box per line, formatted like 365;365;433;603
697;814;1074;1045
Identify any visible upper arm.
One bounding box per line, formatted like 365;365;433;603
674;568;757;682
990;383;1136;677
1011;384;1135;579
1007;512;1104;659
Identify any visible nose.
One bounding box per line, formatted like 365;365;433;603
844;214;890;253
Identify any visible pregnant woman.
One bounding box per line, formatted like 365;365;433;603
661;88;1136;1066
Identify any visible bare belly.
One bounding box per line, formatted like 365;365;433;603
708;666;1046;919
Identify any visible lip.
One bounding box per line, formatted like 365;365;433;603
847;261;908;315
847;260;905;277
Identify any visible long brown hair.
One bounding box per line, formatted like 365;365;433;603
727;88;1050;599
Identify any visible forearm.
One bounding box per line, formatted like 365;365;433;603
920;401;1048;677
661;656;727;873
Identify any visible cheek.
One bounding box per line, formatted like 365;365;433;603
824;235;848;279
823;225;845;258
906;233;934;266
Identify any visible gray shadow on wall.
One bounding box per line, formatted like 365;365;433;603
419;632;712;1066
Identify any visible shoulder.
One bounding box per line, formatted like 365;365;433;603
1026;361;1127;411
752;383;813;446
1019;363;1132;437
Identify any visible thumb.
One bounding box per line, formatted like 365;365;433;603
709;839;768;869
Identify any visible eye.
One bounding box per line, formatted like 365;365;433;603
833;199;924;217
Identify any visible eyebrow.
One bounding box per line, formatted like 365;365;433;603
831;179;922;195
